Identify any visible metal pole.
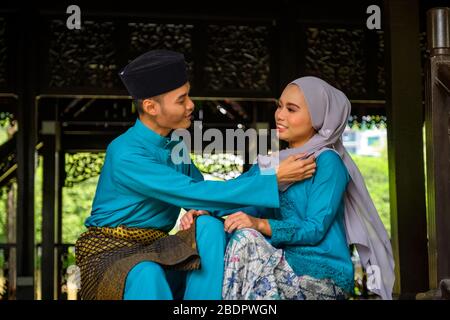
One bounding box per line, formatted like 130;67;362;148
424;6;450;294
427;7;450;56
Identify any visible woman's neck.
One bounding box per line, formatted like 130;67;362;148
288;133;315;149
289;141;305;149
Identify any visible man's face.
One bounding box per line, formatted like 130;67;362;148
145;82;195;133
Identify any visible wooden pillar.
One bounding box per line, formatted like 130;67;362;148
277;2;300;94
384;0;429;298
41;120;61;300
424;7;450;290
56;100;65;299
15;6;38;299
56;119;64;300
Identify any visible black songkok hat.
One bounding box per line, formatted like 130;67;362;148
118;50;188;99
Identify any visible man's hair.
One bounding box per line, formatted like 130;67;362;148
134;95;164;116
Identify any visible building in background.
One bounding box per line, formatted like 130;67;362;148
343;127;387;157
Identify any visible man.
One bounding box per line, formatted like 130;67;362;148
75;50;316;300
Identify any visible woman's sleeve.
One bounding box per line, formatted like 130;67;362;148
267;151;349;247
113;153;280;212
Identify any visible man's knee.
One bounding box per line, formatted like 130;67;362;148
195;215;226;250
196;215;224;235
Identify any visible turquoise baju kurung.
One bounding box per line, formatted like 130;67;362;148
84;119;280;299
216;150;354;294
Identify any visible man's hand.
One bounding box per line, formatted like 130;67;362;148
179;209;209;230
224;211;271;236
276;153;316;184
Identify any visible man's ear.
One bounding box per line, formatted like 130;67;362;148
142;98;159;116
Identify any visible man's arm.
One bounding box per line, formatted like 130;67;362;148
113;153;280;212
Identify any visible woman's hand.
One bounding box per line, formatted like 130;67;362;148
179;209;209;230
276;153;316;184
224;211;272;236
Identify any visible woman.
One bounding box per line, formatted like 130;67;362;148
180;76;394;300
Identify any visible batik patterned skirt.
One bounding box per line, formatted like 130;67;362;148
223;228;347;300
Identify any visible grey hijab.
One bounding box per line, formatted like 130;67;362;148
258;76;395;300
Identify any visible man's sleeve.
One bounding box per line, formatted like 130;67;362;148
113;153;280;211
210;164;278;217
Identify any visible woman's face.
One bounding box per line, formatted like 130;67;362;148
275;84;316;148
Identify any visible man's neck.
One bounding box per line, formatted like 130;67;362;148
139;116;171;137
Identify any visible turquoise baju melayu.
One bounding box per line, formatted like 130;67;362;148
84;119;280;299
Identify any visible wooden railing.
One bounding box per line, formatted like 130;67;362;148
0;243;77;300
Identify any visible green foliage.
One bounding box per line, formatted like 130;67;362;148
0;156;98;246
35;157;43;244
351;150;391;236
0;188;7;243
191;153;243;180
65;153;105;187
0;121;12;244
33;156;98;245
62;176;98;244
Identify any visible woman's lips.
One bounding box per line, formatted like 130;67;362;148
276;124;287;132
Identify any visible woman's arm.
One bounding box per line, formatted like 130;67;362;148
223;212;273;235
